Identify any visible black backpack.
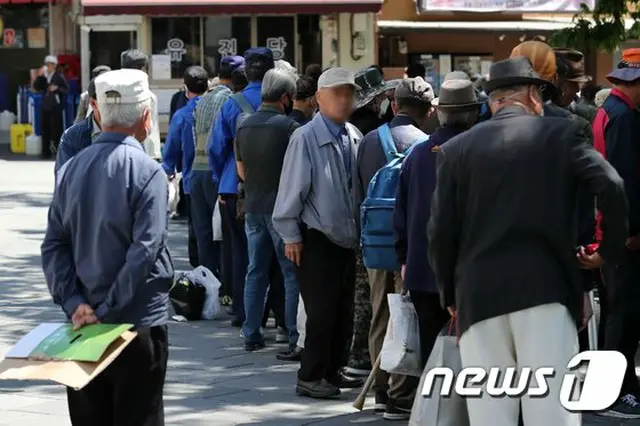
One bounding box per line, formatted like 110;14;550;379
169;274;206;321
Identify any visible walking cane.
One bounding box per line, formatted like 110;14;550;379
353;353;381;411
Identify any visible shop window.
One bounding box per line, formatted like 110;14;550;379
257;16;295;64
0;5;48;49
151;17;201;80
203;17;251;76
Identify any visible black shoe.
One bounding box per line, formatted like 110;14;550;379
244;341;265;352
276;346;302;361
296;379;341;399
600;394;640;419
383;399;412;421
327;372;364;389
231;318;243;327
374;391;389;413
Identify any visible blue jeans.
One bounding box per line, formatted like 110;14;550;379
189;171;221;277
242;212;300;345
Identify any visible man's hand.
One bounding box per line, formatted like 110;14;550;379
48;84;58;92
447;306;456;317
576;246;605;269
401;264;406;281
579;292;593;332
285;243;304;267
627;235;640;251
218;195;226;205
71;304;99;331
167;174;175;181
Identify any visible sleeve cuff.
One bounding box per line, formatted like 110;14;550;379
94;303;110;322
283;236;303;244
63;295;87;318
161;163;173;175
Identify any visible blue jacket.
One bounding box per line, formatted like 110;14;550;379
393;126;463;293
42;132;174;327
54;113;94;175
208;82;262;195
161;96;200;194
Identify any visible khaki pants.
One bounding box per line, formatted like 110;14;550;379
459;303;581;426
368;268;417;401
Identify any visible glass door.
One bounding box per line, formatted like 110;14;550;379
89;30;138;71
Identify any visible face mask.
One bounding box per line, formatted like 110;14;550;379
379;98;390;118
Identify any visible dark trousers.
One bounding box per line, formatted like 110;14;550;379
578;272;608;351
41;108;63;158
263;254;285;328
185;195;199;268
297;228;355;382
176;179;188;217
603;251;640;397
410;290;450;368
67;326;168;426
220;195;248;322
189;171;221;277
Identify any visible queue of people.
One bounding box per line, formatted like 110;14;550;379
40;41;640;425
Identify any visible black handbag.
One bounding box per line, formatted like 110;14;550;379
169;274;206;321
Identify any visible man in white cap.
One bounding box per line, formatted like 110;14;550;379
273;67;364;399
42;68;173;425
33;55;68;159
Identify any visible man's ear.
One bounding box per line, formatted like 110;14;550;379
391;99;399;114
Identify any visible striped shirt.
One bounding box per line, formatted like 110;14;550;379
193;85;232;170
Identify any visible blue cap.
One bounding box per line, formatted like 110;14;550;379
244;47;275;69
221;55;244;70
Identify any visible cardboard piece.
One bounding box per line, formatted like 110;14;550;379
0;323;137;390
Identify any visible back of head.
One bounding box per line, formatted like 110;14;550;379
183;66;209;95
244;48;275;82
304;63;322;83
95;69;152;130
92;65;111;79
275;60;297;76
121;49;149;72
261;68;296;102
594;88;612;108
406;62;426;79
232;66;248;92
295;76;317;101
510;41;556;82
219;55;245;80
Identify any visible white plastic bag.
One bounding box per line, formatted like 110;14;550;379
168;177;180;214
212;199;223;241
380;293;422;377
184;266;222;320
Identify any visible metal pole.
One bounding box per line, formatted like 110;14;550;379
48;0;54;54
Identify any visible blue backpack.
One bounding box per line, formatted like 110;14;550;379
360;124;428;271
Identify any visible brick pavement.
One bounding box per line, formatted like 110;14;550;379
0;153;638;425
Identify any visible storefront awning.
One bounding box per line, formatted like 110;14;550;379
377;18;637;32
81;0;383;15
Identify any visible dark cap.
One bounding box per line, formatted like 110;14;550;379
554;48;591;83
87;78;98;100
244;47;275;69
221;55;245;70
395;77;435;103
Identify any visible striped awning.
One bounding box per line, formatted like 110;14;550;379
81;0;383;15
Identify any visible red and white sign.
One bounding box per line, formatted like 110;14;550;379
3;28;16;47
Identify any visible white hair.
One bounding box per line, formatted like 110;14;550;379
594;88;611;108
261;68;297;102
98;99;152;128
275;60;297;76
437;109;478;128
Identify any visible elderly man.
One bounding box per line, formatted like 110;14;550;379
75;65;110;123
121;49;161;160
209;48;275;327
54;78;102;175
235;68;299;352
427;57;627;426
41;69;173;424
355;77;433;419
33;55;68;159
273;67;363;399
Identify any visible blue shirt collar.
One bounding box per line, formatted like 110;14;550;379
245;81;262;90
94;132;145;151
320;113;345;140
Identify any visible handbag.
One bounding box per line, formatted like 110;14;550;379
409;319;470;426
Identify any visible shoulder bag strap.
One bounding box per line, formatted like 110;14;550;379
231;92;255;114
377;123;398;163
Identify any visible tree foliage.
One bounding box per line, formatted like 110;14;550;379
551;0;640;52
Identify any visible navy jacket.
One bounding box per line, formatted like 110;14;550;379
42;132;174;327
54;113;94;175
394;126;463;293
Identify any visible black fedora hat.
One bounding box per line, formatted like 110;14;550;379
483;57;549;94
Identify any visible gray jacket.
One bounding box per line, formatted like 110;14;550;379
273;113;362;249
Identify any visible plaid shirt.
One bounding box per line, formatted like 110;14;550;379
193;84;232;170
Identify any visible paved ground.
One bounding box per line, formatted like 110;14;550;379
0;151;639;425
